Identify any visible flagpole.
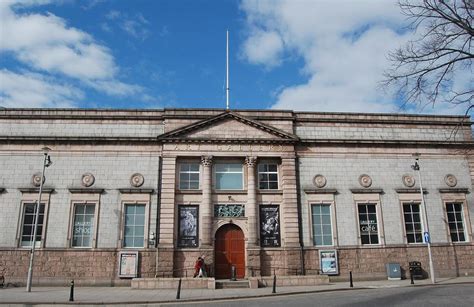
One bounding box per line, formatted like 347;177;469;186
226;30;230;110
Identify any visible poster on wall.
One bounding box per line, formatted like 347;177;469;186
319;250;339;275
259;205;281;247
118;251;139;278
178;205;199;247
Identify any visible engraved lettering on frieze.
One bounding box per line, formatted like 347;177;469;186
214;204;245;217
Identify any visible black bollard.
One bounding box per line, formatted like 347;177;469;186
69;279;74;302
176;278;182;300
410;270;414;285
272;271;276;294
349;271;353;288
231;265;237;281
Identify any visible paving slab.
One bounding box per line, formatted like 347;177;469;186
0;277;473;306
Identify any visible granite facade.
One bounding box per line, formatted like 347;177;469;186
0;108;472;286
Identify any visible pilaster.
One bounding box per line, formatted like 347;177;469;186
201;155;213;247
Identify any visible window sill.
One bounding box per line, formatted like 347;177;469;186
213;190;248;194
258;189;283;194
176;189;202;194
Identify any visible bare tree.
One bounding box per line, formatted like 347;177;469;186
384;0;473;113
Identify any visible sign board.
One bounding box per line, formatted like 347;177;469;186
259;205;281;247
118;251;139;278
178;205;199;247
424;232;430;243
319;250;339;275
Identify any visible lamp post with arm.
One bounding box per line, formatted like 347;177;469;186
26;147;52;292
411;154;435;284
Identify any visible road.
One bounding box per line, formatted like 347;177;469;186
167;284;473;307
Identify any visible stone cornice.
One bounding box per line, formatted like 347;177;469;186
118;188;155;194
350;188;384;194
299;139;474;148
159;138;296;144
395;188;428;194
438;188;470;194
0;108;164;120
68;188;105;194
0;136;158;144
19;188;55;193
304;188;338;194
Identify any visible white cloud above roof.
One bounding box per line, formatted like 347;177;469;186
240;0;465;114
0;0;143;107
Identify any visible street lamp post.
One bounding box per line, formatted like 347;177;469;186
411;155;436;284
26;147;52;292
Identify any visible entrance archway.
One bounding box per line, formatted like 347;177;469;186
214;224;245;279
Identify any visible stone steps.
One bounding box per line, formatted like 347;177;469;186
215;280;250;289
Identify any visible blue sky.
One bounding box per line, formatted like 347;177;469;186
0;0;469;114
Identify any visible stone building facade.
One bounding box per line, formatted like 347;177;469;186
0;108;473;285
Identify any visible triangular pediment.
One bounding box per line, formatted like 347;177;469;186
158;111;298;143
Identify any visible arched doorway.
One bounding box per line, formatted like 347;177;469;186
214;224;245;279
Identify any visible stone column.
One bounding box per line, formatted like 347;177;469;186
157;156;176;277
245;156;258;245
281;157;301;275
200;155;213;247
245;156;261;277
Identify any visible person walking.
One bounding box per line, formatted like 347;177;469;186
193;257;203;278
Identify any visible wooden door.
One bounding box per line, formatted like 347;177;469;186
214;224;245;279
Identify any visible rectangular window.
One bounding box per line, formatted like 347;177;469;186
358;203;379;245
179;163;200;190
311;204;333;246
20;202;45;248
258;163;278;190
446;202;466;242
124;204;146;248
403;203;423;244
215;163;243;190
72;203;96;247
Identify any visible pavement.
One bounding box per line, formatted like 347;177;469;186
0;276;473;306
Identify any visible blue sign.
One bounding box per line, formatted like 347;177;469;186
424;232;430;243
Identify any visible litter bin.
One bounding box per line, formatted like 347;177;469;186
409;261;423;279
386;263;401;280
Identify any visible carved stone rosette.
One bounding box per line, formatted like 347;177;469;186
130;173;144;187
402;174;415;187
358;174;372;188
81;173;95;187
245;156;257;168
201;155;213;166
444;174;457;187
32;173;43;187
313;174;327;188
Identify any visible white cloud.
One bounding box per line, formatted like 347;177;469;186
242;30;283;68
0;1;145;107
239;0;457;114
0;69;83;108
103;10;150;41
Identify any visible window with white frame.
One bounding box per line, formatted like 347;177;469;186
179;163;200;190
311;204;333;246
123;203;146;247
214;163;243;190
20;202;46;248
446;202;467;242
258;163;278;190
357;203;379;245
72;203;96;247
403;202;423;244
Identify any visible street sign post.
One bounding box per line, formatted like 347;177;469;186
424;232;430;243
